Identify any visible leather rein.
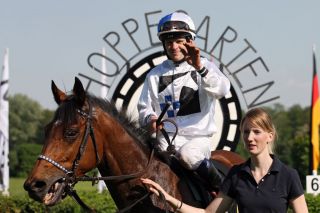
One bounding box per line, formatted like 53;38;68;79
37;101;161;213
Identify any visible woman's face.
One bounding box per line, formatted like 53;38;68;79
241;120;273;156
164;37;186;62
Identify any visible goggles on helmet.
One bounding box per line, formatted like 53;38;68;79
159;21;195;34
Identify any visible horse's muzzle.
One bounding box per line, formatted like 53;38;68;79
24;177;67;206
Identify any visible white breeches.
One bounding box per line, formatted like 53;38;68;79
157;134;211;170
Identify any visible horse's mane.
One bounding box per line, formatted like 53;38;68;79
51;92;152;147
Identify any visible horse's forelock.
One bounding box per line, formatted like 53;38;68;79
53;95;79;126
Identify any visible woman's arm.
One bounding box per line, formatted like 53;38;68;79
290;194;308;213
141;178;233;213
205;193;233;213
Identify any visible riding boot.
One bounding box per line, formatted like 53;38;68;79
196;159;223;191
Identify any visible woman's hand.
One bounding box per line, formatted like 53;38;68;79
141;178;171;200
141;178;208;213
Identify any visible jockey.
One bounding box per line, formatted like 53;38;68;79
138;11;230;191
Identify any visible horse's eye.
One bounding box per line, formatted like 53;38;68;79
64;128;79;140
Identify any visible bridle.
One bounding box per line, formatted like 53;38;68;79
38;101;102;212
37;100;163;213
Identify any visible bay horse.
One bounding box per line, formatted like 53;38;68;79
24;77;244;212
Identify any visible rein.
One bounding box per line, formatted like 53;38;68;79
37;101;167;213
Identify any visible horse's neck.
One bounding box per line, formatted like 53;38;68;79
96;115;185;209
98;116;151;176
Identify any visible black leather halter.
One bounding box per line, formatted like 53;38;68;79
38;101;101;212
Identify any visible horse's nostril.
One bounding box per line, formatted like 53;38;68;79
24;180;47;192
33;181;46;190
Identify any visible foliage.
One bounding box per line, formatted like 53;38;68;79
34;109;55;144
264;104;310;167
4;178;117;212
0;191;117;213
9;178;97;197
1;191;320;212
305;194;320;213
8;94;54;177
9;94;43;147
13;143;42;177
291;134;310;187
9;94;54;146
266;104;293;165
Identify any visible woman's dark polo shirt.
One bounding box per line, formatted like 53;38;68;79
220;155;304;213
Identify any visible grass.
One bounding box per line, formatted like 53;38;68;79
10;177;102;197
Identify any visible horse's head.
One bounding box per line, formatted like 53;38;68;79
24;77;104;206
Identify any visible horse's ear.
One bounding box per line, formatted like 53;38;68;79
73;77;86;106
51;80;67;105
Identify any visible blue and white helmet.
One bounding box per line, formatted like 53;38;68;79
157;12;196;41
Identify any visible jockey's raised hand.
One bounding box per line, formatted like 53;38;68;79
180;39;203;70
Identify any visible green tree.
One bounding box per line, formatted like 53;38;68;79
35;108;55;143
9;94;54;177
9;94;43;147
266;104;293;165
291;134;309;188
14;143;42;177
